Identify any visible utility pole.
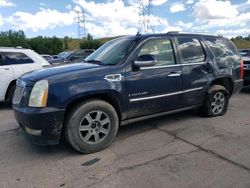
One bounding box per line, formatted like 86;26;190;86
138;0;154;34
75;0;87;39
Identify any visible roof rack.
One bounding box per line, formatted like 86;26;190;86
176;31;220;37
166;31;180;35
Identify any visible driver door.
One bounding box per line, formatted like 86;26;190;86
125;37;183;118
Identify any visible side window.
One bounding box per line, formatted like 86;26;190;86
176;37;205;64
204;37;238;60
138;38;175;67
4;52;34;65
71;52;83;60
0;54;4;66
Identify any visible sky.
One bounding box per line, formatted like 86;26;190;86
0;0;249;38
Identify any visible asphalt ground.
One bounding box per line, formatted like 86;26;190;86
0;87;250;188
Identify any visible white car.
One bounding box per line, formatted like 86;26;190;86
0;47;50;102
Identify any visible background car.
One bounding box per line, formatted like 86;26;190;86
41;54;54;61
240;49;250;86
49;49;95;66
0;47;50;103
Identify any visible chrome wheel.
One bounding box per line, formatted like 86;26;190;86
211;92;225;115
79;111;111;144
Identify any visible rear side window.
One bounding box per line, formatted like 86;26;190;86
204;37;239;60
3;52;34;65
0;54;4;66
176;37;205;64
138;38;175;66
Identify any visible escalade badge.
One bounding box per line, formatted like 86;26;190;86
104;74;123;82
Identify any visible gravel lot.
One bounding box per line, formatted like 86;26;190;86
0;87;250;188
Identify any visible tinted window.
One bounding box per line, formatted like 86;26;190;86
4;52;34;65
177;37;205;64
138;38;175;66
85;38;135;65
205;37;239;59
0;54;4;66
70;51;83;60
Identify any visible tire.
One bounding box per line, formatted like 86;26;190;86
200;85;229;117
65;100;119;154
7;84;16;103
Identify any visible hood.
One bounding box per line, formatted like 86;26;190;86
20;62;101;84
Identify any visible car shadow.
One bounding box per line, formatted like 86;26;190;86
0;102;12;110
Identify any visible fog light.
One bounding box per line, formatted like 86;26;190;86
25;127;42;136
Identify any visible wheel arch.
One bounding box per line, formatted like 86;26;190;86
64;91;123;123
210;77;233;96
4;79;16;101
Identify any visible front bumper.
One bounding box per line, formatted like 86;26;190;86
13;106;65;145
232;79;243;95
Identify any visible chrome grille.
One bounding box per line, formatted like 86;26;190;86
13;79;26;105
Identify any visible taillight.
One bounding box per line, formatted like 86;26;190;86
240;58;244;79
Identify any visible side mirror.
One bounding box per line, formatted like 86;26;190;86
134;54;157;67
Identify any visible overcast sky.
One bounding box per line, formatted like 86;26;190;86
0;0;249;38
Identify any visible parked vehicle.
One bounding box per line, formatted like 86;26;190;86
13;32;243;153
0;47;50;103
49;49;95;65
239;49;250;57
41;54;53;61
239;49;250;86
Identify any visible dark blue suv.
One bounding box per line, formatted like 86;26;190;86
13;32;243;153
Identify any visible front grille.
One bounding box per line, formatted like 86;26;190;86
244;70;250;78
12;85;25;105
13;79;27;105
243;60;250;65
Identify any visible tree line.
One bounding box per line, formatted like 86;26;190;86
0;30;249;55
0;30;106;55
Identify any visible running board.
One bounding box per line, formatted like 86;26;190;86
121;105;201;126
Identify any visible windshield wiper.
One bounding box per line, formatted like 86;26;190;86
84;59;103;64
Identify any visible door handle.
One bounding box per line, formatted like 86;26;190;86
168;71;182;77
4;68;10;70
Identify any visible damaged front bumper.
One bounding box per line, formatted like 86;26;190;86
13;106;65;145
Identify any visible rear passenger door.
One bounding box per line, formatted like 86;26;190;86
126;37;183;118
175;36;211;106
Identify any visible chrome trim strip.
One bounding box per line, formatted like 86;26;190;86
183;87;203;93
130;91;183;102
168;73;181;77
141;64;181;70
129;87;203;102
140;62;205;70
181;62;206;66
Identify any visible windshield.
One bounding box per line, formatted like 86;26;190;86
85;38;135;65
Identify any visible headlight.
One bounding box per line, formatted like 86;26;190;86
29;80;49;107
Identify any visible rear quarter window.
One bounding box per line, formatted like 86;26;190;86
0;54;4;66
3;52;34;65
204;37;239;61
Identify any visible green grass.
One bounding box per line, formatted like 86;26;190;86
231;39;250;49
